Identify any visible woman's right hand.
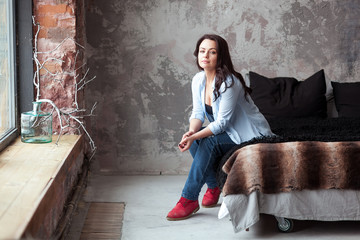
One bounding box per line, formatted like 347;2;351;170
182;130;194;140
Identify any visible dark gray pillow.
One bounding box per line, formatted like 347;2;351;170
249;70;327;119
331;81;360;117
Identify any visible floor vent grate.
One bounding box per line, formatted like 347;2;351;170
80;202;125;240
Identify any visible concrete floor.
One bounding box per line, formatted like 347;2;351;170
68;175;360;240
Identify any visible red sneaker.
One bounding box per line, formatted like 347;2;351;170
166;197;199;221
202;187;221;208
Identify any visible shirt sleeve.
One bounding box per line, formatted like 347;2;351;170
189;74;205;123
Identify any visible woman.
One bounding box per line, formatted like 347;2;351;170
166;34;273;221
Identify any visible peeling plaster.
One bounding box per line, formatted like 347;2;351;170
85;0;360;174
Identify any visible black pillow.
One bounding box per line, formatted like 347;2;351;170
331;81;360;117
249;70;327;119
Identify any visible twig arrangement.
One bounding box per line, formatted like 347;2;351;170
32;17;97;158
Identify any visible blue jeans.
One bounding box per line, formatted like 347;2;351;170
181;132;236;201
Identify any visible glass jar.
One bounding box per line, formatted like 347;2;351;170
21;101;52;143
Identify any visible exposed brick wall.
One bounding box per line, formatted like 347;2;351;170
33;0;85;134
25;2;86;239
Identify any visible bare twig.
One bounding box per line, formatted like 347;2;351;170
32;18;97;158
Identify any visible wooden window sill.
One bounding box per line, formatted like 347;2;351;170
0;135;84;239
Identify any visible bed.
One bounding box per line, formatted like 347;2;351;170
216;70;360;232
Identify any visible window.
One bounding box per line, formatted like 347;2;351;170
0;0;16;151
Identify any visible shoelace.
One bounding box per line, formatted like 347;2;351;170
178;198;194;207
206;188;216;194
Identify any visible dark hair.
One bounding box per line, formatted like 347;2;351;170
193;34;251;100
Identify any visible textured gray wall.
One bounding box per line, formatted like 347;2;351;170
85;0;360;174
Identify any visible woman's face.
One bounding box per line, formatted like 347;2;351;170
198;39;217;71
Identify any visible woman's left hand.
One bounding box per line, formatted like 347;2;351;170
178;135;194;152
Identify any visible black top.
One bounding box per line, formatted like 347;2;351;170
205;104;213;116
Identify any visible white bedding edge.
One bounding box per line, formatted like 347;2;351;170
218;190;360;233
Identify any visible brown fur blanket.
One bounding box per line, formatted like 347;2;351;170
222;141;360;196
217;117;360;196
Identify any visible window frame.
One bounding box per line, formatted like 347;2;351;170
0;0;33;152
0;0;17;152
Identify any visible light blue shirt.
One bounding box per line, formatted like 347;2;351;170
189;71;274;144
